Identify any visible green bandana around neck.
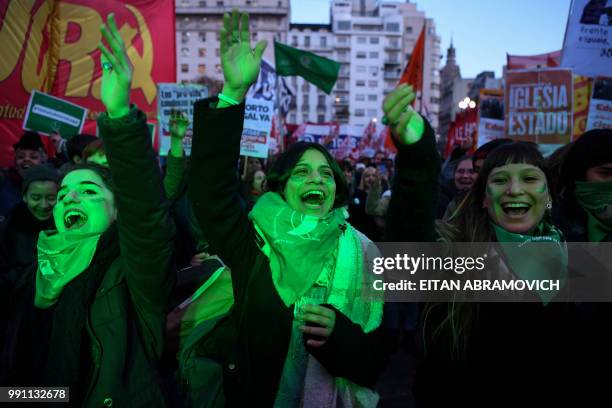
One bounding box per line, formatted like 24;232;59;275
574;181;612;242
248;192;348;306
492;221;568;304
36;229;103;304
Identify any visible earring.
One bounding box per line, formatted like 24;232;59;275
546;201;552;210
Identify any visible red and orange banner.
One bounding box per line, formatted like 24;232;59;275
0;0;176;167
504;68;573;145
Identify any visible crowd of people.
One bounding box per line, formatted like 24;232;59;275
0;8;611;408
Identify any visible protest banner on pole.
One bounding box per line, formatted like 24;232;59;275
572;75;594;140
560;0;612;78
476;89;505;148
0;0;176;167
240;97;274;159
23;90;88;138
157;83;208;156
505;68;574;145
586;76;612;131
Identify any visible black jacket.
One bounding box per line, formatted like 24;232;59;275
188;98;388;406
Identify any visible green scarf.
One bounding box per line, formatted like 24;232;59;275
574;181;612;242
492;222;568;304
36;229;102;305
248;192;348;307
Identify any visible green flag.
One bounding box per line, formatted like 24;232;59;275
274;41;340;94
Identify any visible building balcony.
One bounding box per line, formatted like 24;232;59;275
384;59;401;65
385;44;401;51
335;43;350;49
317;104;326;111
384;71;400;79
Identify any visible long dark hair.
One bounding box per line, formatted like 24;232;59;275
266;142;349;209
427;142;551;356
438;141;550;242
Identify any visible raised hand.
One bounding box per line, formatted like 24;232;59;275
169;109;190;140
98;13;132;118
219;9;267;103
382;84;425;145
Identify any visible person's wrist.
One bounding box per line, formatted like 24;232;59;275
107;105;130;119
220;85;248;104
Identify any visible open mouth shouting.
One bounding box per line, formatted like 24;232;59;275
63;208;89;230
501;202;531;217
300;190;326;209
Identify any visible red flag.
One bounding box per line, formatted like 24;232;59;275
398;26;426;92
383;26;426;153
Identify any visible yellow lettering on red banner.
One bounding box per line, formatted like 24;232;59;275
0;0;36;82
21;0;54;92
57;3;103;97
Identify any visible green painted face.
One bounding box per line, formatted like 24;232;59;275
283;148;336;218
484;163;549;234
23;180;58;221
53;169;117;233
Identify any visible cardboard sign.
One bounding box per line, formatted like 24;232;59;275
23;90;88;138
240;97;274;159
157;83;208;156
586;76;612;131
505;68;574;145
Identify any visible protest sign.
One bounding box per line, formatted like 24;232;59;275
476;89;505;148
572;75;594;139
240;98;274;158
586;77;612;131
23;90;87;137
0;0;176;167
505;68;573;145
157;83;208;156
444;108;478;157
560;0;612;78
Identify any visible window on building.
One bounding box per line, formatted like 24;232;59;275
430;97;440;104
338;50;349;60
216;1;224;6
304;36;310;47
368;66;378;74
356;51;366;59
356;66;366;73
337;35;349;44
368;94;378;101
356;80;365;87
181;64;189;73
181;47;190;57
368;80;378;87
215;64;222;73
199;32;206;42
406;26;413;34
355;109;365;117
356;94;365;101
198;64;206;75
367;109;377;117
215;48;220;57
289;113;296;123
431;82;439;90
318;95;326;106
320;37;327;47
428;27;435;35
292;35;298;46
390;38;399;47
337;80;346;90
369;37;379;44
303;94;309;105
318;114;325;122
302;83;309;92
199;1;207;7
357;37;366;44
386;22;400;32
181;33;189;44
369;51;379;58
337;21;351;30
198;48;206;57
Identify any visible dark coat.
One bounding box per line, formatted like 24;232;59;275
386;119;606;406
188;98;388;407
2;108;176;408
